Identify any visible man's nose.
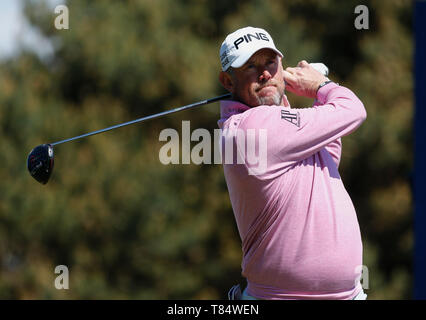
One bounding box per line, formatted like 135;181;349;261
259;69;272;82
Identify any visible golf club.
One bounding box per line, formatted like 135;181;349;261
27;63;329;185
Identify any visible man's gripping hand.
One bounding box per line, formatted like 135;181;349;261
283;60;329;99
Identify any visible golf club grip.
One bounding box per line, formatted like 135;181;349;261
50;93;232;146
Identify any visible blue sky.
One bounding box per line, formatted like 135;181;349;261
0;0;62;60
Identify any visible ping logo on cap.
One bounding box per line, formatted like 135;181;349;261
233;32;270;50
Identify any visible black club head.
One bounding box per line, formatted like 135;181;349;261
27;144;54;184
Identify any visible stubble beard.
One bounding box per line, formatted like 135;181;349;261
256;90;283;106
233;90;284;107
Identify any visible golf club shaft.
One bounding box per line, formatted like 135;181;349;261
51;93;232;146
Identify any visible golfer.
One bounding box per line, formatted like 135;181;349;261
217;27;367;300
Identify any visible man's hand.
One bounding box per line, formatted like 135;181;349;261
283;60;329;98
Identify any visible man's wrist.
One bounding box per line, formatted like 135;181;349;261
316;80;333;94
316;81;340;104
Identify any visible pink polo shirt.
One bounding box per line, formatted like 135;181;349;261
217;83;367;299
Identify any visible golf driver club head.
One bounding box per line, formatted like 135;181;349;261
27;144;54;184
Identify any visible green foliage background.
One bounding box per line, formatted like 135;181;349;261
0;0;413;299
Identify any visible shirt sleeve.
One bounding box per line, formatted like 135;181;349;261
312;96;342;168
322;138;342;168
238;83;366;168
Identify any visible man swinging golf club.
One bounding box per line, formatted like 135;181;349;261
218;27;367;300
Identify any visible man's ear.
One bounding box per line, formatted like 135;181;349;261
219;71;235;93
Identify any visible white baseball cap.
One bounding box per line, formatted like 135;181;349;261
220;26;284;71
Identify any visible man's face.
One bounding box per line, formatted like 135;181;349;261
221;48;285;107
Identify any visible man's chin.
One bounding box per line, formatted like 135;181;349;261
258;94;282;106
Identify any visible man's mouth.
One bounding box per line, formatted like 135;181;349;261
257;84;277;93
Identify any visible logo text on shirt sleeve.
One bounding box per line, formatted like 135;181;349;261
281;109;300;127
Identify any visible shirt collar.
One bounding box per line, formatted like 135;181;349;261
219;100;250;119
